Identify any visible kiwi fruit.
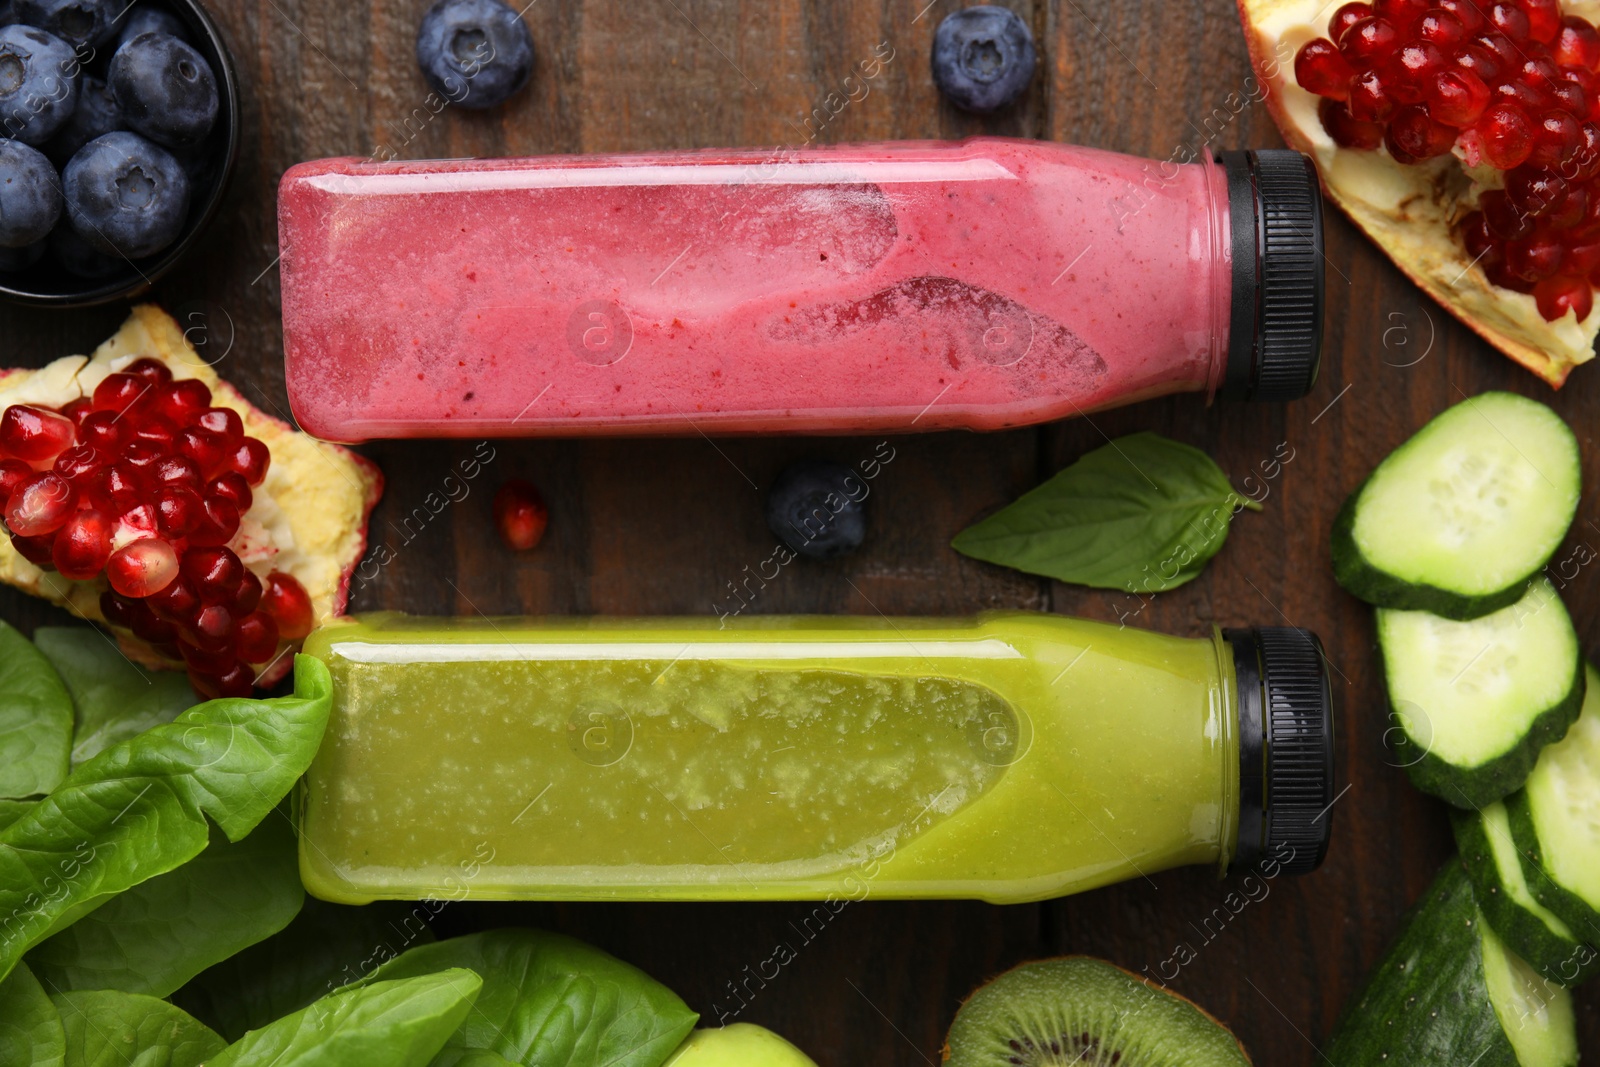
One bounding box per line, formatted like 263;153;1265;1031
943;957;1251;1066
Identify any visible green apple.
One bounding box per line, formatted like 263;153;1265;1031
663;1024;819;1066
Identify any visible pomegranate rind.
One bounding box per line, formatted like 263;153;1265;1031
1236;0;1600;385
0;304;383;685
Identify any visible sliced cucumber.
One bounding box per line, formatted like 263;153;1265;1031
1378;577;1583;809
1453;801;1598;986
1508;664;1600;943
1333;392;1580;621
1324;863;1576;1067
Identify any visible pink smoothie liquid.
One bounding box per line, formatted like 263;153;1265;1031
278;139;1321;442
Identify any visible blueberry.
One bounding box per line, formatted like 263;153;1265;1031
0;233;43;269
63;130;187;257
113;4;187;49
44;73;118;164
0;137;60;245
415;0;533;110
0;25;79;145
930;6;1036;114
765;460;869;561
48;216;118;276
14;0;118;49
108;31;215;148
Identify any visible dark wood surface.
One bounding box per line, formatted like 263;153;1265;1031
2;0;1599;1061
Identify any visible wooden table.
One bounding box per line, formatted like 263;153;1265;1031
2;0;1597;1061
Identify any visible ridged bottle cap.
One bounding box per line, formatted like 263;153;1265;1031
1217;150;1325;402
1226;626;1335;876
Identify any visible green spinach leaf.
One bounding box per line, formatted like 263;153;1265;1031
52;989;223;1067
373;929;698;1067
0;963;63;1067
208;969;482;1067
174;897;439;1041
33;627;195;765
28;810;304;997
0;620;72;798
0;655;332;984
951;432;1259;593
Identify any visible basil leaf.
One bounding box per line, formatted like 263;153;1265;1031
432;1051;521;1067
0;800;35;833
28;811;304;997
208;969;482;1067
373;929;698;1067
0;620;73;798
32;627;195;765
951;431;1259;593
0;655;332;984
52;989;224;1067
0;963;64;1067
174;898;439;1041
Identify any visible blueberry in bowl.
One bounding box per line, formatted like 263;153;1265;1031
0;0;236;307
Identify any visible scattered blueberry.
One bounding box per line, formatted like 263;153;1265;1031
765;460;869;561
0;137;60;245
49;217;118;276
109;31;216;148
0;25;79;145
63;130;187;257
0;233;42;269
45;72;119;164
14;0;117;49
113;3;185;49
415;0;533;110
930;6;1036;114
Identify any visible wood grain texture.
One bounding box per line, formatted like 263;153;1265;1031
0;0;1597;1060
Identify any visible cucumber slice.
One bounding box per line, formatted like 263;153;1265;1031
1378;578;1584;809
1508;664;1600;942
1333;392;1580;621
1453;801;1598;986
1324;863;1576;1067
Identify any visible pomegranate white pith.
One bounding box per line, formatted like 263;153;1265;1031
0;305;382;691
1239;0;1600;384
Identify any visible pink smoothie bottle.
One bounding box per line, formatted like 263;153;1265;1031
277;139;1323;442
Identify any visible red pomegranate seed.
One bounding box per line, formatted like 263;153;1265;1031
60;397;92;431
113;502;159;547
1482;189;1533;238
1388;104;1458;160
93;463;141;512
1385;43;1446;104
1437;0;1486;32
236;611;279;663
178;635;235;671
0;459;30;502
1428;68;1491;124
91;373;150;414
188;496;240;548
1348;68;1396;120
106;538;178;598
1530;109;1582;166
122;441;166;481
1556;15;1600;70
52;444;103;484
128;601;177;643
183;546;245;604
1568;120;1600;178
123;358;172;385
131;418;177;455
151;455;202;489
227;439;270;486
1297;39;1357;98
176;428;227;477
1505;167;1568;216
206;472;252;513
197;408;243;447
1418;9;1466;47
5;472;74;536
1534;274;1595;318
99;589;139;628
10;531;54;566
148;574;201;623
1332;2;1374;39
234;568;263;613
1566;238;1600;272
1507;231;1566;279
261;571;313;640
51;509;111;580
79;409;126;452
1553;79;1591;117
1320;97;1387;146
1520;0;1562;43
1376;0;1428;27
1461;211;1506;268
0;405;75;463
1455;41;1505;83
191;602;235;644
1491;2;1531;40
212;662;256;698
152;379;211;425
1340;16;1400;65
1477;102;1536;167
154;485;202;539
1548;184;1588;227
494;479;549;551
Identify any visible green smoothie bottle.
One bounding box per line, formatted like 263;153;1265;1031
297;612;1335;905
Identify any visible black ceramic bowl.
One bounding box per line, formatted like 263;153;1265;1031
0;0;239;308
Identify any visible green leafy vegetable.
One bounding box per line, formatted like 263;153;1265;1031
28;811;304;998
432;1051;521;1067
52;989;224;1067
0;655;332;984
0;800;35;833
207;969;482;1067
373;929;699;1067
33;627;195;765
0;620;73;798
174;897;439;1041
951;432;1259;593
0;963;63;1067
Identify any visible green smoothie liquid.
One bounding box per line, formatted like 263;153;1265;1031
298;612;1256;904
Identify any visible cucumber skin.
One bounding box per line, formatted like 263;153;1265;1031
1507;792;1600;951
1331;486;1537;622
1451;807;1599;986
1324;864;1518;1067
1389;656;1585;811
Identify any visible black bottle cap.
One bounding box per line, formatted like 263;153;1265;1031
1226;626;1335;876
1217;150;1325;402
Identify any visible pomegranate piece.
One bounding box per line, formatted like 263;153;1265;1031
1427;69;1490;125
1522;0;1563;44
1505;167;1567;217
52;509;112;581
10;532;54;567
0;405;75;463
182;546;245;604
113;502;160;547
1376;0;1428;28
6;472;75;536
197;407;243;447
1417;10;1466;49
1555;15;1600;71
1321;98;1386;147
1332;2;1374;39
106;538;179;598
494;479;549;552
233;567;262;613
1388;104;1457;161
1477;103;1536;168
1535;274;1596;318
188;496;240;548
152;379;211;425
1507;231;1566;280
1349;67;1396;121
147;575;201;623
1341;15;1401;65
91;373;151;414
228;438;270;486
1490;2;1531;42
207;472;252;513
1437;0;1486;32
79;409;125;451
1530;109;1581;167
124;358;173;386
192;603;236;646
1297;39;1356;98
236;610;279;663
261;571;314;640
154;485;202;539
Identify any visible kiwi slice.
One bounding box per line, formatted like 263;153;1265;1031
944;957;1251;1066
